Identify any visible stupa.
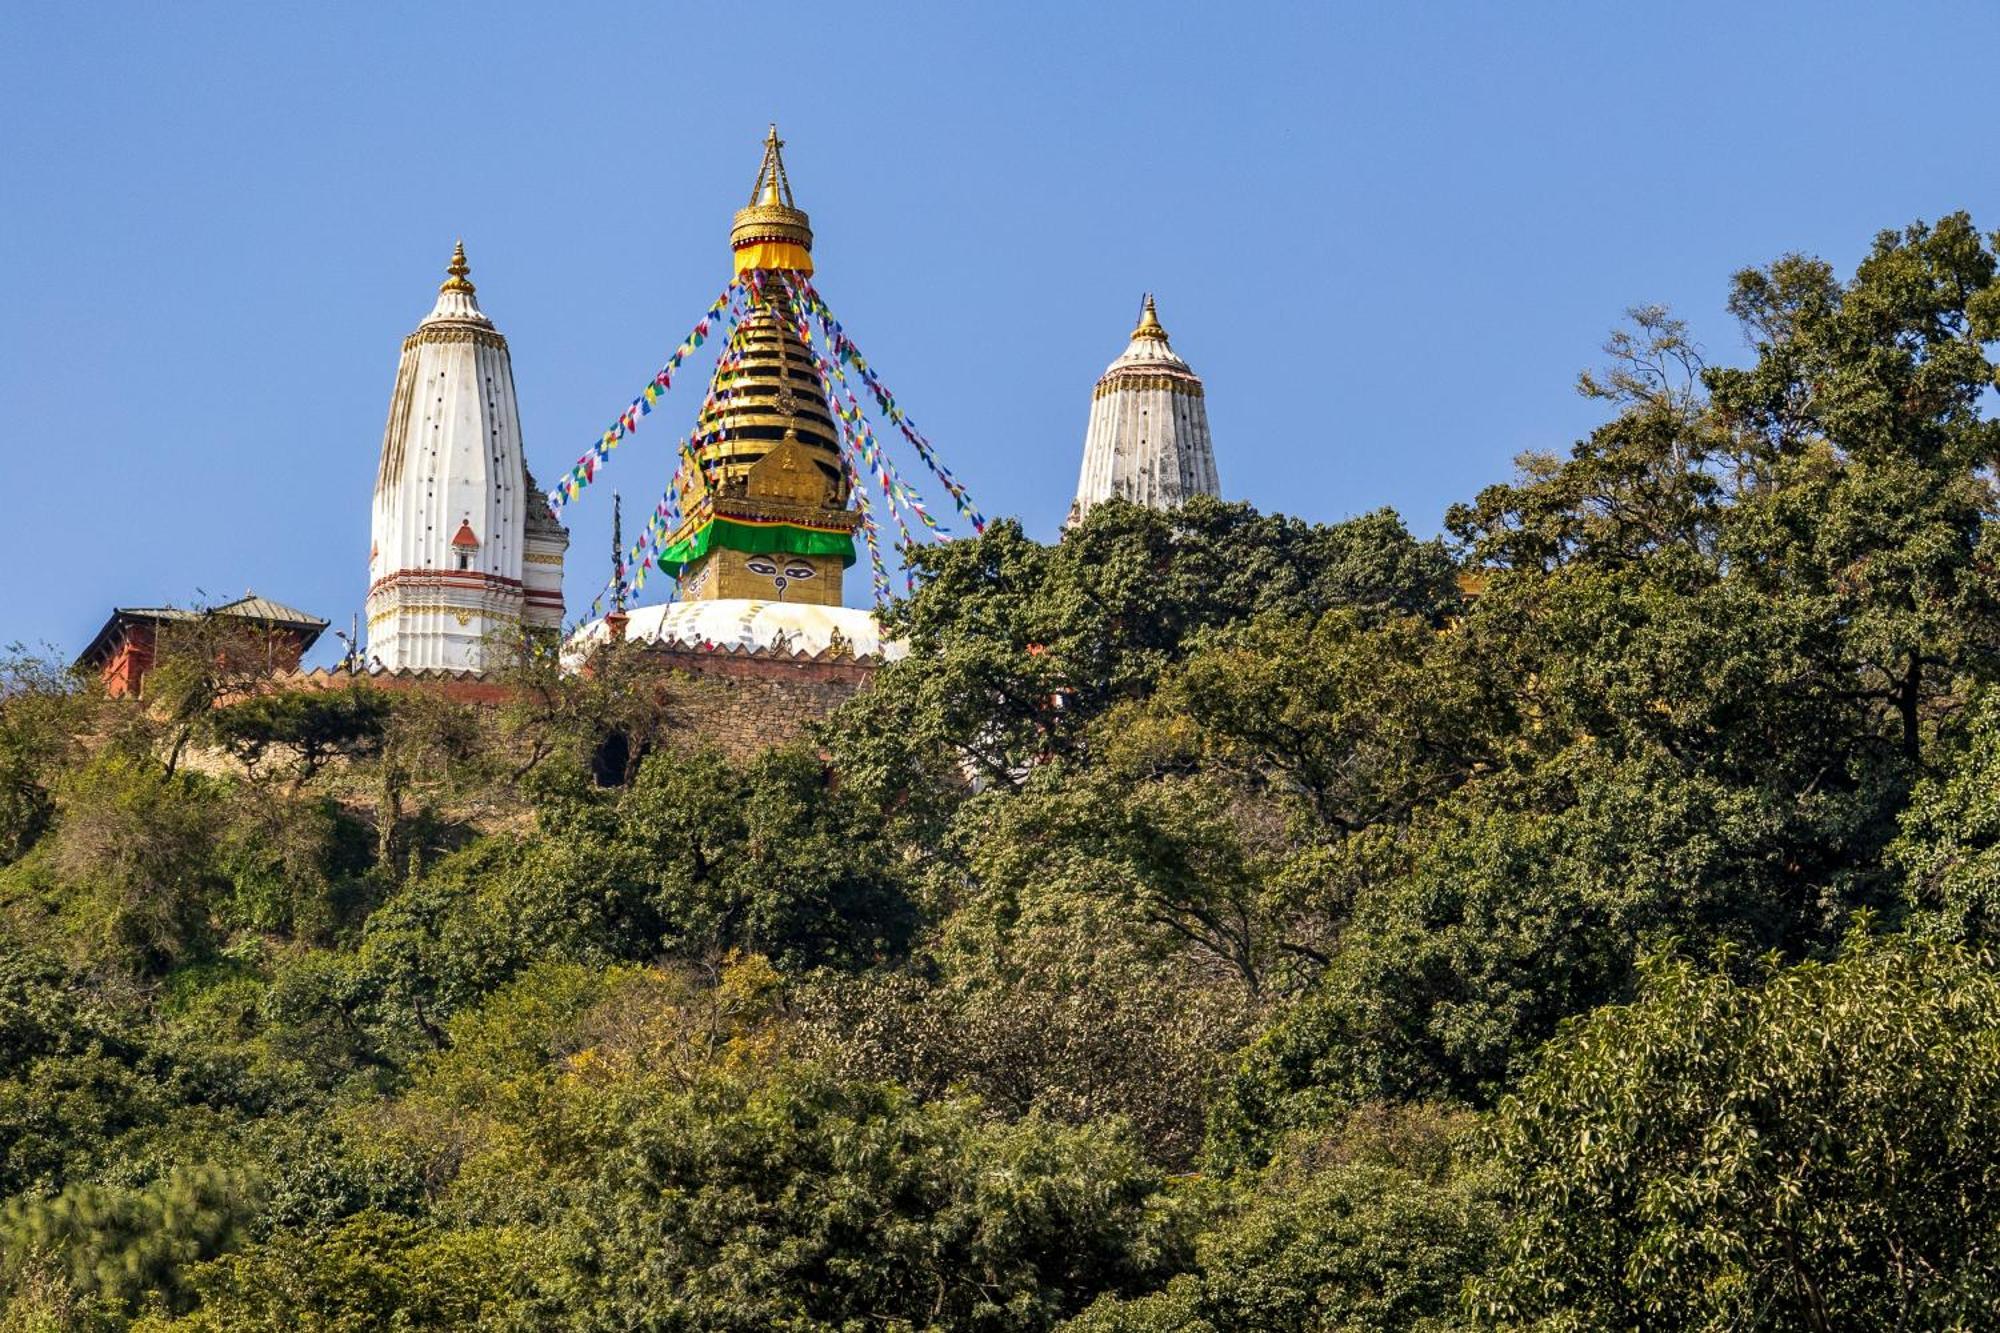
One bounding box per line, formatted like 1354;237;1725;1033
587;126;891;676
658;126;862;608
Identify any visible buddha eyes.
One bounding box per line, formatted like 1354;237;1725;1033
745;556;817;583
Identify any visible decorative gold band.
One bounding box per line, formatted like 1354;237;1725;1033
1093;374;1205;400
402;324;509;352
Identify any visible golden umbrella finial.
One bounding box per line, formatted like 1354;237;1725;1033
440;238;475;294
733;123;813;276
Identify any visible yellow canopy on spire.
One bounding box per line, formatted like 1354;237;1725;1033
731;124;814;276
733;240;814;276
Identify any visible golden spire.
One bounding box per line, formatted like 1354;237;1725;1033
750;123;795;207
440;239;476;294
732;123;814;276
1132;293;1168;342
663;126;855;602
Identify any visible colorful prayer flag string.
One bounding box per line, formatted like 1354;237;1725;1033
580;293;761;615
780;273;987;535
547;278;744;512
566;266;980;619
786;295;926;593
841;443;892;605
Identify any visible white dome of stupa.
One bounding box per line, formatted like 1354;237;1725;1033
566;598;905;665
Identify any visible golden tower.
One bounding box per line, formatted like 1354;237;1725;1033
659;126;859;606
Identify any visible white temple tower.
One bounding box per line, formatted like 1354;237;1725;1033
367;243;566;671
1068;295;1219;525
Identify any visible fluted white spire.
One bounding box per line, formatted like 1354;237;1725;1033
1069;295;1219;525
366;242;567;672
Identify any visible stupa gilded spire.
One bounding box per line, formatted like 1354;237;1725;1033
730;123;814;275
750;123;796;206
659;127;857;604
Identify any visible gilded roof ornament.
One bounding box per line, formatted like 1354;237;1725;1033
731;123;814;262
750;124;795;207
1132;293;1169;342
440;239;476;294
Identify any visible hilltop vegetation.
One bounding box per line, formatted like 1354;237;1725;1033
11;214;2000;1328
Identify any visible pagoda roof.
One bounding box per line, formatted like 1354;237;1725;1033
522;463;566;537
76;593;330;668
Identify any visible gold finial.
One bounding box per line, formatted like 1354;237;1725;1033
750;123;794;208
440;239;476;294
1132;293;1168;342
732;122;813;273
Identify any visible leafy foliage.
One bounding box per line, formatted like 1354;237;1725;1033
206;688;389;787
1;1166;261;1319
1478;934;2000;1329
16;214;2000;1328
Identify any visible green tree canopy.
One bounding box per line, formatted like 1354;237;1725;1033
1478;934;2000;1330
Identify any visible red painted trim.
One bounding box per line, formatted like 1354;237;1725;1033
369;569;525;596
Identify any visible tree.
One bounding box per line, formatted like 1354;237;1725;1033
1067;1106;1496;1333
1892;684;2000;943
368;687;487;879
548;1065;1179;1333
797;924;1251;1170
821;499;1458;831
495;625;692;785
1706;215;2000;764
0;950;170;1197
0;647;93;865
214;789;374;941
48;754;226;971
140;1211;542;1333
206;688;389;789
1476;933;2000;1330
0;1165;261;1320
612;746;916;971
1448;304;1727;575
138;608;312;779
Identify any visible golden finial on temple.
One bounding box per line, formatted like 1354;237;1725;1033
1133;293;1168;341
750;122;795;208
732;123;814;276
440;239;475;294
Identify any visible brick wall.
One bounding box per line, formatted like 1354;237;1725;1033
280;644;881;759
633;643;878;758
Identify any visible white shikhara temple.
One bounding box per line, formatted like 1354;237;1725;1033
367;243;567;671
1069;295;1220;524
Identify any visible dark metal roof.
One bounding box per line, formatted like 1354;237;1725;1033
75;592;330;669
522;461;567;538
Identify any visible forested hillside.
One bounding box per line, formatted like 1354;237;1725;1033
11;215;2000;1329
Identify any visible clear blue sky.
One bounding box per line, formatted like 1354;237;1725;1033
4;4;1995;665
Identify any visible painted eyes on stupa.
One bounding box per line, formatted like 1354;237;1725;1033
745;556;817;587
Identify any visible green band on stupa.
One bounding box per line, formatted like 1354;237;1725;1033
660;517;858;568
